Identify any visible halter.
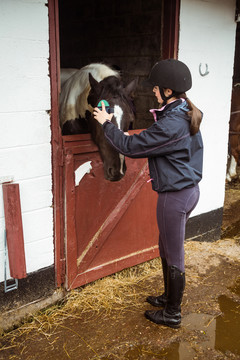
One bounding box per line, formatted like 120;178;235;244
231;110;240;116
229;131;240;135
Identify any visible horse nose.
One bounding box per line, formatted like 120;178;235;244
104;155;127;181
107;166;125;181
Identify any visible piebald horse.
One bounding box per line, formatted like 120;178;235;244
227;83;240;182
60;63;137;181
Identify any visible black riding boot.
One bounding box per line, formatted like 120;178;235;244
145;266;185;329
146;257;168;307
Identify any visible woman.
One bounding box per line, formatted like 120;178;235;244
93;59;203;328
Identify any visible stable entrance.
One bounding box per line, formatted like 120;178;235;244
48;0;180;289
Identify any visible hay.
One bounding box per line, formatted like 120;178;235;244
63;257;162;315
1;238;240;345
0;257;163;347
1;238;240;357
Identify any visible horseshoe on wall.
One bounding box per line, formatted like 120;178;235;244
199;63;209;77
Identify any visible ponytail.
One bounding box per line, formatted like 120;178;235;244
176;93;202;135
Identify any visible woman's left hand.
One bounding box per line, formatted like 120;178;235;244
93;101;113;125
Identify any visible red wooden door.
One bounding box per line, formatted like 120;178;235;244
48;0;180;288
63;131;159;290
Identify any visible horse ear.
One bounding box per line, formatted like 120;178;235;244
89;73;101;93
124;78;138;97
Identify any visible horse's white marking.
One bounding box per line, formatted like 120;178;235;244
113;105;123;129
75;161;92;186
227;155;237;182
113;105;125;174
119;154;125;175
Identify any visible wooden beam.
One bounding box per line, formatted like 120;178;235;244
3;183;26;279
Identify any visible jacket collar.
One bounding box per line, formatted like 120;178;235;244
150;99;186;122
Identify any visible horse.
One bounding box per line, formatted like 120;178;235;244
226;83;240;182
60;68;78;87
59;63;138;181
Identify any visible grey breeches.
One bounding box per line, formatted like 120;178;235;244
156;185;200;272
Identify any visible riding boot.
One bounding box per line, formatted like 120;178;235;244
146;257;168;307
145;266;185;329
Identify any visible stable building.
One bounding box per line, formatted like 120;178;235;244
0;0;238;328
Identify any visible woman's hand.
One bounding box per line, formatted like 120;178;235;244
93;101;113;125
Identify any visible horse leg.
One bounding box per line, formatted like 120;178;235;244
227;155;237;182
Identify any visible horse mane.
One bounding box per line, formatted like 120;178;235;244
99;76;124;97
60;63;120;127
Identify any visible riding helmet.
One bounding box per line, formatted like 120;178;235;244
145;59;192;93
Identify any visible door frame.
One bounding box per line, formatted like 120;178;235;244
48;0;64;287
162;0;180;59
48;0;181;287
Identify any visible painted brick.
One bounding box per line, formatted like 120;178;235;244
179;0;236;216
0;0;53;282
24;237;54;274
0;0;48;41
0;144;51;181
0;112;51;150
0;177;52;219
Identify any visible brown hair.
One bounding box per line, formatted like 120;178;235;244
176;93;202;135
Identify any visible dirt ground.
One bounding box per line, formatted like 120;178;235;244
0;180;240;360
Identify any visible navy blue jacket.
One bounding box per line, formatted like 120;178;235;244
102;100;203;192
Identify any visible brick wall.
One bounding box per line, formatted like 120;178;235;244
59;0;163;128
0;0;53;282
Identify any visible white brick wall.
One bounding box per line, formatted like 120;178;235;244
0;0;53;281
179;0;236;216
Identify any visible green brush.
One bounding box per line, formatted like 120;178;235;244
97;100;114;114
97;99;110;108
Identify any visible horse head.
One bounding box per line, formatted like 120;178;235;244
87;73;138;181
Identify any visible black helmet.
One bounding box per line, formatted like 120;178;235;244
145;59;192;93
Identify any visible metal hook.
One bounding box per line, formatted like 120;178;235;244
199;63;209;77
4;230;18;293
